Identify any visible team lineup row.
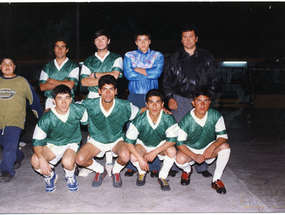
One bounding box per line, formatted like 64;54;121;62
0;25;230;194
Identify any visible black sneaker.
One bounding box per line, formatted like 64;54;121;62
124;169;136;177
112;172;122;188
168;170;177;177
180;171;191;186
92;168;107;187
158;178;170;191
212;179;227;194
150;170;159;178
136;173;146;186
14;154;24;169
0;171;13;183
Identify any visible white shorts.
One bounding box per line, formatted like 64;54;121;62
47;143;79;165
186;141;216;165
136;139;166;161
87;136;121;158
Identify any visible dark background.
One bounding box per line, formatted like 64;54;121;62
0;2;284;61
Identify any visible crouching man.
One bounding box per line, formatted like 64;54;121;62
31;84;88;192
125;89;178;191
175;90;230;194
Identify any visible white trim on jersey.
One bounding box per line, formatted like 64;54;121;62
39;70;49;81
178;128;188;142
54;57;69;71
130;103;140;121
166;123;179;138
33;124;47;140
68;67;79;80
80;64;91;76
125;123;139;141
51;107;70;123
95;51;110;62
100;97;116;117
113;57;123;70
81;109;88;123
216;116;228;139
147;110;163;130
191;109;208;127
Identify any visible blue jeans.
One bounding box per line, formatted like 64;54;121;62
0;126;23;176
126;92;161;172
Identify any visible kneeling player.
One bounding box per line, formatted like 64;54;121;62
31;85;88;192
125;89;178;191
175;89;230;194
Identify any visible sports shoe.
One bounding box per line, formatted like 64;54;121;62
124;168;136;177
78;168;93;177
45;172;59;193
112;172;122;188
168;170;177;177
0;171;13;183
158;178;170;191
65;175;78;192
14;154;25;169
136;173;146;186
105;163;114;177
181;171;191;186
150;170;159;178
92;168;107;187
212;179;227;194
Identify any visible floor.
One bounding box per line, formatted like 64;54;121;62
1;107;285;213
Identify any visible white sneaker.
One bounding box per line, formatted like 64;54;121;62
19;142;26;147
105;163;114;177
78;168;93;177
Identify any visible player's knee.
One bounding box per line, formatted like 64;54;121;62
62;157;75;170
175;152;187;165
119;150;131;163
75;154;85;166
166;146;177;158
219;142;230;151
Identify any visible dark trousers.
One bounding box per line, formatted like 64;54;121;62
0;126;23;176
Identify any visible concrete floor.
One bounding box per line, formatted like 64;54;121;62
1;107;285;213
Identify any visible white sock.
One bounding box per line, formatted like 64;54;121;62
87;159;104;173
175;161;192;173
213;148;231;182
64;167;75;178
159;156;175;179
112;159;125;174
105;151;113;164
132;161;146;174
35;168;54;178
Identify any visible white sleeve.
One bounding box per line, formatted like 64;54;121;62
113;57;123;71
129;103;140;121
177;127;188;142
80;109;88;123
69;67;79;80
32;124;47;140
166;123;179;138
80;64;91;76
215;116;228;139
39;70;49;82
125;123;139;141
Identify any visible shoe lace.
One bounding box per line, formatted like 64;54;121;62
138;173;145;181
114;173;120;182
45;177;51;186
215;180;225;188
66;177;75;185
94;172;100;181
181;172;189;180
160;178;169;186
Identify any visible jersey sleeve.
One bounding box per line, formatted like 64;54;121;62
129;103;141;121
39;69;49;84
80;64;91;79
215;116;228;139
32;124;48;147
165;123;179;143
124;123;139;144
112;57;123;78
80;108;89;125
68;67;79;84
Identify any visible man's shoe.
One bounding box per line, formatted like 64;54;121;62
45;173;59;193
92;169;107;187
136;173;146;186
150;170;159;178
181;171;191;186
14;154;25;169
65;175;78;192
124;168;136;177
212;179;227;194
199;170;213;178
158;178;170;191
112;172;122;188
0;171;13;183
78;168;93;177
168;170;177;177
105;163;114;177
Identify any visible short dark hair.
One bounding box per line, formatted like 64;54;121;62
146;89;164;103
52;84;71;99
181;23;199;38
94;30;111;41
54;38;69;49
0;55;16;65
193;89;212;100
98;75;117;89
134;29;151;41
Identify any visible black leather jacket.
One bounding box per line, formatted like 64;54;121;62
162;48;216;100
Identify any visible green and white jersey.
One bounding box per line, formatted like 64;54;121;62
177;108;228;150
80;51;123;94
81;97;140;144
39;58;79;99
32;103;88;147
125;110;178;147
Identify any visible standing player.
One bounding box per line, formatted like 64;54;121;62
76;75;145;188
80;30;123;176
175;87;230;194
39;39;79;110
125;89;178;191
31;85;88;192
